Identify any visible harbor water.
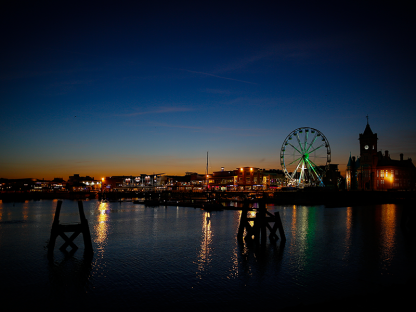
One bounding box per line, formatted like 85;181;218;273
0;200;415;311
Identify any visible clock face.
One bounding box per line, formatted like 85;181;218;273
364;145;369;150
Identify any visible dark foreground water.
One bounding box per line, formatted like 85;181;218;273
0;200;415;311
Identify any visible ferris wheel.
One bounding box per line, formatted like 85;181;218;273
280;127;331;187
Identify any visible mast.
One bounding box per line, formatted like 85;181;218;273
206;151;208;189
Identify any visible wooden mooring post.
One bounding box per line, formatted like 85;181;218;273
237;201;286;244
48;200;93;257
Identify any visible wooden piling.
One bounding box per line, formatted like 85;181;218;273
48;200;93;257
237;200;286;244
237;200;251;241
78;201;93;253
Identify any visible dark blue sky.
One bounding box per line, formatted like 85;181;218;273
1;1;415;179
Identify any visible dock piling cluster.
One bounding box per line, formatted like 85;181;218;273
237;200;286;245
47;200;93;258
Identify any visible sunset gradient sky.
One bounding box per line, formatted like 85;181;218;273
1;1;415;180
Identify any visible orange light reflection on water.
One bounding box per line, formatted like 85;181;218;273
342;207;353;261
380;204;396;268
196;211;213;279
22;201;29;223
291;205;297;234
227;211;242;280
95;202;109;249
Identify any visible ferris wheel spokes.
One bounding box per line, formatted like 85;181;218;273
298;166;303;185
295;133;303;153
288;156;303;166
307;143;325;155
280;127;330;187
304;129;309;152
305;133;318;154
305;158;323;185
287;142;303;155
290;159;304;181
306;161;315;184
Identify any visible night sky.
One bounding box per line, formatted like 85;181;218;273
1;1;415;180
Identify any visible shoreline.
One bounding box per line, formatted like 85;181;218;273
1;190;415;207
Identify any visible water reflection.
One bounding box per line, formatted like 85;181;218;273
227;211;241;280
242;210;257;240
289;206;319;274
0;200;413;311
48;249;93;305
95;202;109;250
22;201;29;222
343;207;353;261
379;204;397;268
196;211;213;278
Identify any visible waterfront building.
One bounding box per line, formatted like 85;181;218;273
0;178;37;192
236;167;264;191
346;121;415;190
207;167;264;191
101;176;123;191
164;172;206;191
0;178;68;192
50;178;65;191
164;174;192;191
104;174;162;191
207;167;238;191
318;164;343;189
346;155;358;190
186;172;207;191
67;174;101;192
100;173;205;192
374;151;415;190
206;167;287;191
259;169;286;189
35;178;67;191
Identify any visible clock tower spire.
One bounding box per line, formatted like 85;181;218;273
358;117;378;190
359;116;377;165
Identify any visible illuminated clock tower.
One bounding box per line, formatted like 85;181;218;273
358;116;378;189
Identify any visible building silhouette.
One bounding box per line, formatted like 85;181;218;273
346;120;415;190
